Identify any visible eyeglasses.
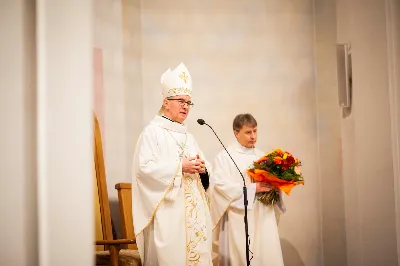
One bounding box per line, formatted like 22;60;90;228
167;98;194;108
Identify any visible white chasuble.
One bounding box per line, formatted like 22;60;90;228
210;141;284;266
132;115;213;266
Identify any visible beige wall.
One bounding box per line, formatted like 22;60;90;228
122;0;143;204
93;0;143;235
315;0;400;265
314;0;348;265
338;0;398;264
94;0;125;200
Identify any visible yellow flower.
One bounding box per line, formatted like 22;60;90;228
283;153;288;160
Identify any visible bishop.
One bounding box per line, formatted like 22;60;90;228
131;62;213;266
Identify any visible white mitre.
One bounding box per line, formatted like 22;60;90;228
160;62;193;99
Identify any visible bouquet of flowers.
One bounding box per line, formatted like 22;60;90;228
247;148;304;206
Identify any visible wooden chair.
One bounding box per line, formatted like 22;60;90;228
115;183;219;265
115;183;136;250
93;114;141;266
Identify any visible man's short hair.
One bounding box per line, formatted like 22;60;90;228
232;113;257;132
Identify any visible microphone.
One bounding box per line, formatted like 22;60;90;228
196;119;245;186
197;119;206;125
197;118;252;266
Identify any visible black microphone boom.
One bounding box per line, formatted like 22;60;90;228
197;118;251;266
197;119;244;186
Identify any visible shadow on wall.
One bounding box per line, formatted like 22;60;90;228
110;199;123;239
281;238;305;266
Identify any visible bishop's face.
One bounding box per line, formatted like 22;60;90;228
163;95;193;123
234;124;258;148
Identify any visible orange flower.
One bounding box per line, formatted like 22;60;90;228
273;157;283;164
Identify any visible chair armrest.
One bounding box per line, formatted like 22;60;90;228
95;239;136;245
115;183;131;189
115;182;136;250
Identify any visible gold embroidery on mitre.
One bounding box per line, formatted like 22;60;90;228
167;87;192;97
179;71;189;83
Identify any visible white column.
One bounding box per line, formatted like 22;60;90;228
386;0;400;263
36;1;94;265
0;1;38;265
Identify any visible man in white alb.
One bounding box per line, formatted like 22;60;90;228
131;62;213;266
210;113;285;266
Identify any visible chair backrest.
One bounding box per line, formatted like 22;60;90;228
115;183;136;250
93;114;114;250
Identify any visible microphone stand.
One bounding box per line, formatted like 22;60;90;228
198;120;251;266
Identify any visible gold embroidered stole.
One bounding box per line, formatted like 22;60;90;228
184;174;210;265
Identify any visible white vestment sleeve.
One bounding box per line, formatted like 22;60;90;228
132;126;182;234
229;183;257;210
210;152;243;229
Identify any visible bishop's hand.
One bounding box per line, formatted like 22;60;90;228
182;157;202;174
196;154;206;173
